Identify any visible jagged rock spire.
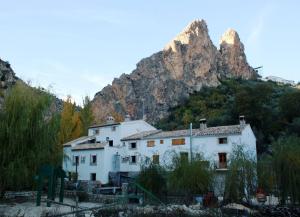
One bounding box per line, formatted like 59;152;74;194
164;19;209;51
163;19;220;80
91;20;257;123
219;29;257;79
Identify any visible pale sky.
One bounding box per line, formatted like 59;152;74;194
0;0;299;104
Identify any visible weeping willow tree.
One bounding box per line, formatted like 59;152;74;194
224;145;257;203
0;83;61;196
271;136;300;205
168;154;213;197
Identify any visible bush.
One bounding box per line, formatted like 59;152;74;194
271;136;300;205
168;154;213;198
224;145;257;203
136;163;167;197
77;191;89;202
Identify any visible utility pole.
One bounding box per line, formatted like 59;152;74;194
189;123;193;162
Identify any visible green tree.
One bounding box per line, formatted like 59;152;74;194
168;154;213;198
59;96;83;144
137;163;167;197
271;136;300;205
0;83;60;196
279;91;300;122
79;96;94;135
224;145;257;203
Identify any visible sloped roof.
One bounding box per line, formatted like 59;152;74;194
121;124;247;141
89;122;120;129
193;124;246;136
71;142;106;151
145;129;190;139
121;130;162;141
63;135;96;147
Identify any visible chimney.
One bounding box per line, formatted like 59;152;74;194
124;114;131;122
200;118;207;130
239;115;246;126
106;116;115;124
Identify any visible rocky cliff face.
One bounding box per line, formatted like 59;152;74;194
0;58;64;112
92;19;257;124
0;59;18;107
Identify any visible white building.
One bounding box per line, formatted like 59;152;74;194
262;76;296;86
63;116;256;191
63;116;156;183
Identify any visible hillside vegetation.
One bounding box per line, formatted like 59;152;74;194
156;79;300;154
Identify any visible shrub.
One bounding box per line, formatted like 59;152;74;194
271;136;300;205
168;154;213;198
224;145;257;203
136;163;167;197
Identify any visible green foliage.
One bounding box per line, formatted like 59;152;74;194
0;83;61;194
79;96;94;135
257;154;275;195
137;163;167;197
279;91;300;122
168;154;213;196
224;145;257;203
156;79;300;154
59;96;83;144
271;136;300;205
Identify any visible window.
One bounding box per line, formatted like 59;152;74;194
109;140;113;147
73;156;79;165
94;129;99;135
172;138;185;145
130;142;137;149
218;137;228;144
89;138;96;143
180;152;189;162
112;126;116;131
160;140;164;144
90;155;97;165
218;153;227;168
90;173;96;181
153;155;159;164
147;140;155;147
80;156;85;164
130;156;137;164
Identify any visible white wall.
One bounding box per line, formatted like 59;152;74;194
63;119;157;184
63;148;106;182
63;121;257;185
120;126;257;171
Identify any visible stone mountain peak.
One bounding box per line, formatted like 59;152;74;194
220;28;240;46
91;19;257;123
164;19;209;51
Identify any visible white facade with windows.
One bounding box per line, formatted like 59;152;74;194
63;116;256;186
63;117;156;183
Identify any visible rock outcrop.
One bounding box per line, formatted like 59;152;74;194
219;29;256;79
0;58;63;113
0;59;17;89
91;19;257;124
0;59;18;107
